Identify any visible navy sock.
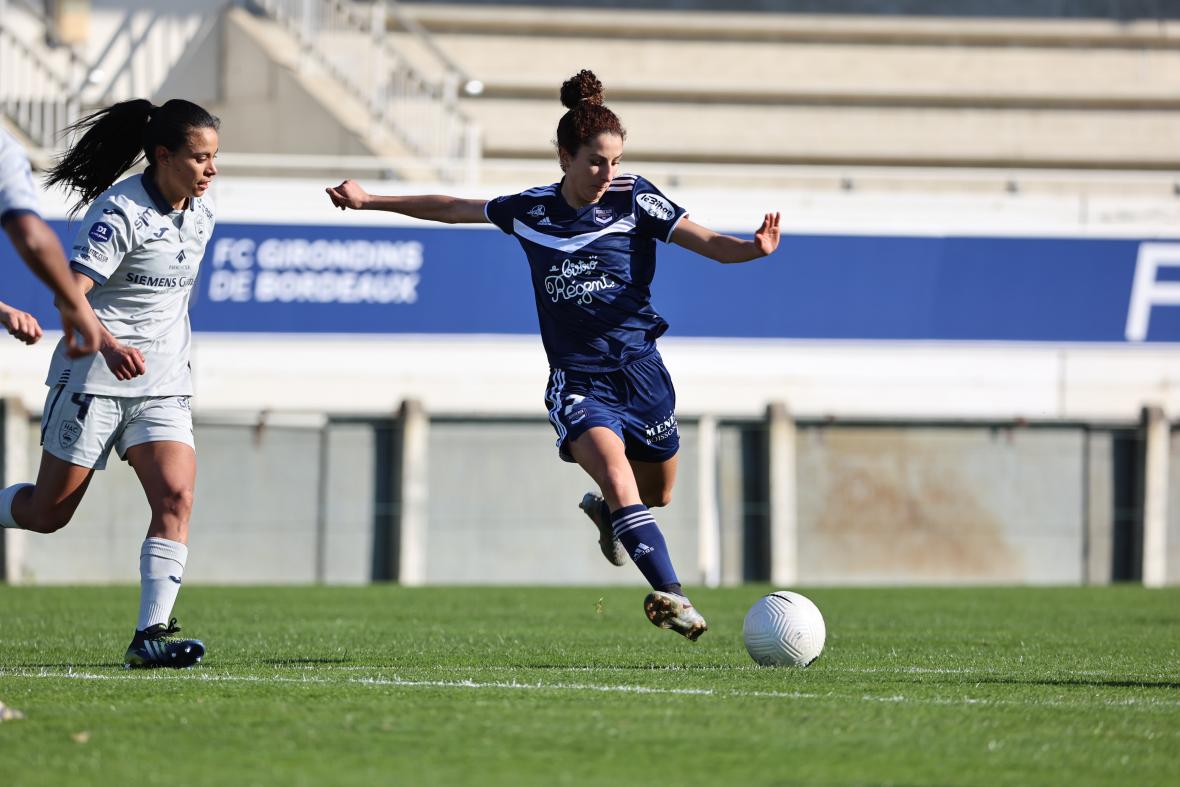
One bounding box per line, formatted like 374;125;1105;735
610;504;680;592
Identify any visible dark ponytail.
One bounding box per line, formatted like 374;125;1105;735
555;69;625;157
47;98;220;216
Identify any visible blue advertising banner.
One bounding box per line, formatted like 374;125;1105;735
3;220;1179;342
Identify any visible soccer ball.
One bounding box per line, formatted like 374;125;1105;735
742;591;826;667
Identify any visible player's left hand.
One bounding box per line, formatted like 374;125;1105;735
101;340;146;380
755;212;781;257
0;304;43;345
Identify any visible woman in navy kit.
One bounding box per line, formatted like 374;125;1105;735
327;70;780;640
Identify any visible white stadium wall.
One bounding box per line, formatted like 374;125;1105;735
2;177;1179;586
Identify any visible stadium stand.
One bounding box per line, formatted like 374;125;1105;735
389;3;1180;173
4;0;1178;190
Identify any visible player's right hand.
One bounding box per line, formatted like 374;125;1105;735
0;303;43;345
326;179;370;211
101;340;146;380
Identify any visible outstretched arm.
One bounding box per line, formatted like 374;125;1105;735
3;213;103;355
671;212;781;264
326;179;490;224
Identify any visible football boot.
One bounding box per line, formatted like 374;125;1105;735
124;618;205;669
644;591;708;641
579;492;628;567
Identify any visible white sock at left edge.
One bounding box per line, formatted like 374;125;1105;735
0;484;33;529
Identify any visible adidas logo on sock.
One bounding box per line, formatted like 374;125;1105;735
632;542;654;560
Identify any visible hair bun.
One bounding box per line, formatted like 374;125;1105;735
560;70;605;109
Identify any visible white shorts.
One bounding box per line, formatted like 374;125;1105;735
40;386;195;470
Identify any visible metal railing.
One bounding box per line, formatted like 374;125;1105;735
0;20;79;148
70;5;224;107
253;0;481;183
0;0;215;147
1;0;229;137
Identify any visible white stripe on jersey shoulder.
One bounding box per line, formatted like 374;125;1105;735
512;214;637;253
521;184;559;197
606;173;638;192
665;211;688;243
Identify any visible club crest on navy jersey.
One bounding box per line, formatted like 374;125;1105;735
484;173;686;372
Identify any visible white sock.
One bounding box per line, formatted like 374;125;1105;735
136;537;188;632
0;483;33;529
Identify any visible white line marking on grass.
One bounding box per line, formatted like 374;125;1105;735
3;668;1179;710
351;676;781;698
383;664;1180;681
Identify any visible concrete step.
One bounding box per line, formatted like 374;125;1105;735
429;32;1180;108
211;8;434;178
397;2;1179;47
464;97;1180;168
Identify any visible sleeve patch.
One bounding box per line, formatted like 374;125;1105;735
637;193;675;221
88;222;114;243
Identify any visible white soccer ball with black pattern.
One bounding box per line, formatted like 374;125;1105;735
742;591;826;667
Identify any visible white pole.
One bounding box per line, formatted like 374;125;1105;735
1;398;31;584
767;402;798;586
397;399;429;586
1141;405;1171;588
697;414;721;588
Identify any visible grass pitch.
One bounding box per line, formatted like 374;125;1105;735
0;585;1177;786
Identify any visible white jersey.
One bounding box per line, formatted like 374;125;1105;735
0;128;40;225
46;170;214;396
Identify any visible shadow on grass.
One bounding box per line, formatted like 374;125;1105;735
14;657;353;670
970;677;1180;690
19;662;125;670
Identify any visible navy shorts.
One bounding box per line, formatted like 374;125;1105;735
544;351;679;464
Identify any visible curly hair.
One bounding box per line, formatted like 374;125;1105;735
555;70;626;157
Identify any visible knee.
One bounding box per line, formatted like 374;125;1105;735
599;466;635;501
641;488;674;509
27;505;74;534
156;487;194;522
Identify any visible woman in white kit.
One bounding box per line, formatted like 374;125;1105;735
0;98;219;669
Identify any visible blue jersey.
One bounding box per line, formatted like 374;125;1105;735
484;174;687;372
